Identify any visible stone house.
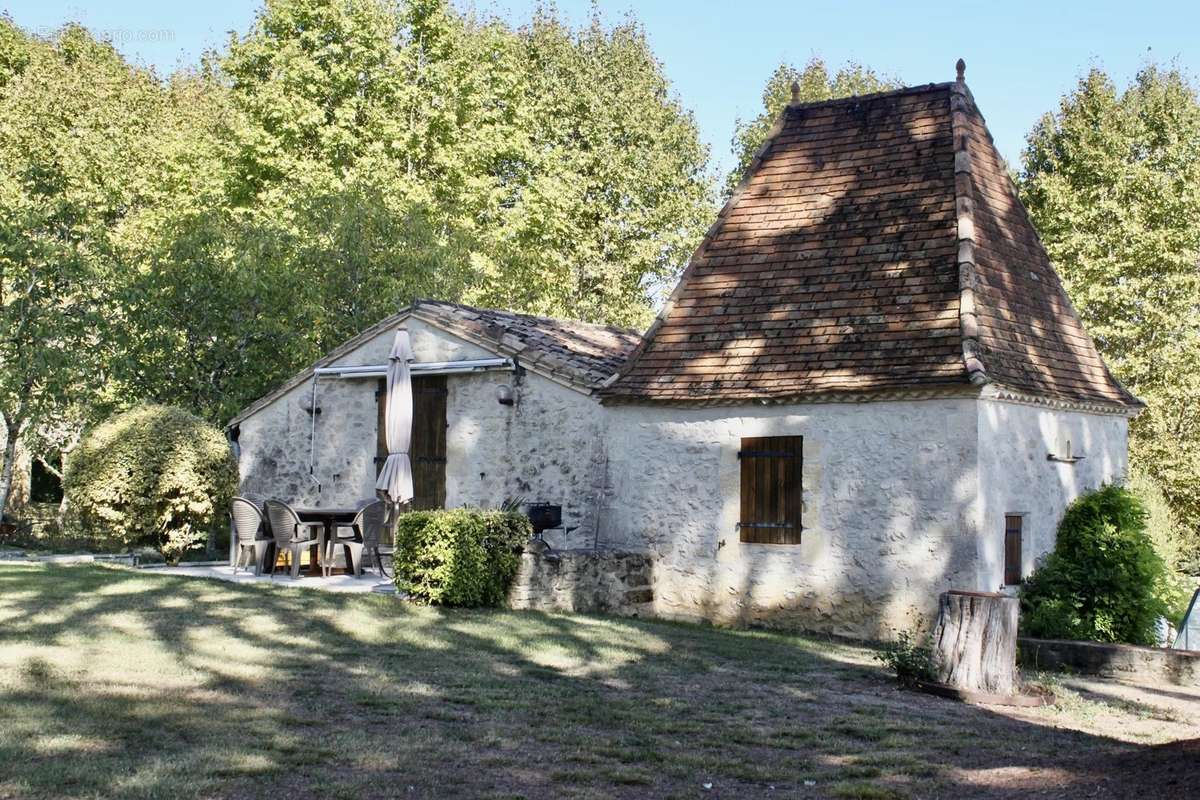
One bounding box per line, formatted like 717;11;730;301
229;67;1140;638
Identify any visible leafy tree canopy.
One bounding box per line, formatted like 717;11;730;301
0;2;716;518
1019;65;1200;566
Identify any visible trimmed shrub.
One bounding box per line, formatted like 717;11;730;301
392;509;531;606
64;405;238;563
1020;484;1179;646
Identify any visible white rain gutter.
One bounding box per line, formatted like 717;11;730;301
313;357;514;379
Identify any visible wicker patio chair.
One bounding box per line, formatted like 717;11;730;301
230;497;272;576
264;500;325;579
327;499;385;577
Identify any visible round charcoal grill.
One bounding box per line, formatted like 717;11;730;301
525;503;565;560
526;503;562;535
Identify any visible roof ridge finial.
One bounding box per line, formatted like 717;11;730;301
955;58;966;83
790;80;800;104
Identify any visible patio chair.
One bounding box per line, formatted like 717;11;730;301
327;499;385;577
264;500;325;579
230;497;272;576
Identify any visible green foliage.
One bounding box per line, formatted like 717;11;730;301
726;58;899;196
221;0;713;331
63;405;238;563
392;508;531;606
1127;467;1191;573
875;629;936;684
0;22;162;511
1020;484;1179;645
1019;66;1200;564
0;4;715;498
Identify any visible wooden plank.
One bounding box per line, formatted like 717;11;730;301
740;437;753;543
375;378;387;478
410;375;448;510
1004;515;1023;585
784;435;803;543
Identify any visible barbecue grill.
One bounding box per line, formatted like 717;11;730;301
525;503;565;558
527;503;562;535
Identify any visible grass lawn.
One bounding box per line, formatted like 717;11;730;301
1;564;1196;799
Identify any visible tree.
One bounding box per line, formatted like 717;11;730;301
726;58;900;196
1019;66;1200;566
0;1;717;514
0;23;162;517
222;0;713;331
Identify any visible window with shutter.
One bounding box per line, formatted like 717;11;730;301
738;436;803;544
1004;515;1023;585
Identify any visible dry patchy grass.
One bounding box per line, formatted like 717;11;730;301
0;564;1196;799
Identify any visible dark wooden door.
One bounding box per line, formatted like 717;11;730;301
410;375;447;509
376;375;448;509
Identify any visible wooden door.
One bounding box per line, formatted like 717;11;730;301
376;375;448;510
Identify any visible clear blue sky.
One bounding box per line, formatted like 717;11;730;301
6;0;1198;176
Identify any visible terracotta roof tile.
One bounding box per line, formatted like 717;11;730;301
602;79;1138;408
413;300;640;390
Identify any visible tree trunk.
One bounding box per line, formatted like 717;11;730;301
932;590;1019;695
0;414;21;521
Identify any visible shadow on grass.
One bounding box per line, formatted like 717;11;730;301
0;564;1195;800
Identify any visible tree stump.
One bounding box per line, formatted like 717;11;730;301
931;590;1019;696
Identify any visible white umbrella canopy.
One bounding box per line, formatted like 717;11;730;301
374;329;415;508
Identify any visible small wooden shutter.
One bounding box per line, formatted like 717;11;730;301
1004;515;1023;585
738;436;803;544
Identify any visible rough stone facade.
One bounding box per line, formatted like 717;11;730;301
508;550;654;616
975;396;1129;590
235;318;606;549
233;320;1132;639
600;396;985;639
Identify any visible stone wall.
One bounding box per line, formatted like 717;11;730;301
975;398;1129;591
1018;636;1200;686
600;396;984;639
444;370;607;550
234;318;606;548
234;316;1134;640
507;549;654;616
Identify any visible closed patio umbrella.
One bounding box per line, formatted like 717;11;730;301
375;329;415;514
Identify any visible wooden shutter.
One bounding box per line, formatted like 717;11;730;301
738;436;803;544
410;375;448;510
374;379;387;478
375;375;448;509
1004;515;1023;585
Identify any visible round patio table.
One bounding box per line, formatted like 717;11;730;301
295;506;359;576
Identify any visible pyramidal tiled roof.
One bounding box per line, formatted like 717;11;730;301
602;66;1139;409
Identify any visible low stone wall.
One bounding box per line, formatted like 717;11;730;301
508;549;654;617
1018;636;1200;686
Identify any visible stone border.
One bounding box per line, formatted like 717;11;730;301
1018;636;1200;687
507;549;653;617
908;679;1054;707
0;551;137;565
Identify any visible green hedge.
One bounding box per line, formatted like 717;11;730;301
1020;484;1182;646
392;509;531;606
63;404;238;563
